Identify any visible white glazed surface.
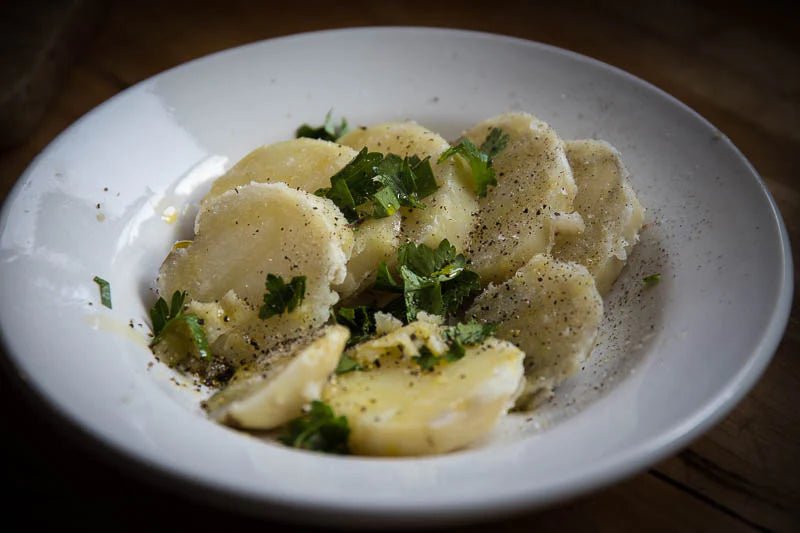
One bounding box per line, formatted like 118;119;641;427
0;28;791;526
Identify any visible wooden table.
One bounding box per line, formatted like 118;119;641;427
1;1;797;531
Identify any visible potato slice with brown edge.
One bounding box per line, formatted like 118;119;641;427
339;122;478;252
466;254;603;409
158;182;352;352
205;325;349;429
554;139;645;294
203;137;398;299
324;334;524;456
463;113;577;284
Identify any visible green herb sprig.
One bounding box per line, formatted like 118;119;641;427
333;306;376;348
375;239;481;322
149;290;210;359
279;400;350;454
438;127;509;197
260;274;306;319
643;273;661;287
315;149;439;223
93;276;112;309
295;111;350;142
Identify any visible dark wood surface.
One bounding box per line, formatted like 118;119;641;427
1;1;797;531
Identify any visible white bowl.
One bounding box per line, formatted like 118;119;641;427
0;28;791;527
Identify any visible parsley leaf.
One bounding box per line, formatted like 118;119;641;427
444;320;496;348
480;127;510;157
295;111;350;141
316;149;439;223
643;273;661;287
412;346;440;372
259;274;306;319
279;400;350;454
438;127;508;197
376;240;481;322
149;290;211;359
334;354;363;374
333;306;376;347
412;320;496;371
92;276;112;309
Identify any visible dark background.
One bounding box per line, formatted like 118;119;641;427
1;1;798;531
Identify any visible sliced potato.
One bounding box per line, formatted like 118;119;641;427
463;112;577;284
205;325;349;429
553;140;645;294
159;182;352;350
205;137;399;300
334;216;401;298
205;138;358;201
466;254;603;409
324;335;524;456
339;122;478;252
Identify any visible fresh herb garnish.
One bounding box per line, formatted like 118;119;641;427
279;400;350;454
438;127;509;197
334;354;363;374
480;127;510;157
295;111;350;142
149;290;211;359
333;306;376;347
315;149;439;223
412;320;496;371
412;346;441;372
259;274;306;319
375;240;481;322
643;273;661;287
92;276;112;309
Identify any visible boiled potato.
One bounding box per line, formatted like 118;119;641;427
339;122;478;252
553;140;645;294
205;138;358;201
335;216;401;298
202;138;398;300
159;182;352;351
324;332;524;456
463;113;578;284
467;254;603;409
347;312;446;366
205;325;349;429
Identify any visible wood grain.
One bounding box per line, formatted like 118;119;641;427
1;1;797;531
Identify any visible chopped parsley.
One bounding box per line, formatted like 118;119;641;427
480;127;510;157
149;290;211;359
438;127;509;197
279;400;350;454
334;354;363;374
259;274;306;319
375;239;481;322
315;149;439;223
295;111;350;142
92;276;112;309
643;273;662;287
333;306;376;347
413;320;496;371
